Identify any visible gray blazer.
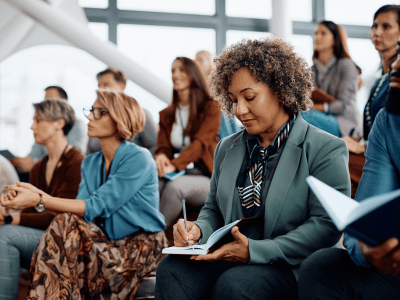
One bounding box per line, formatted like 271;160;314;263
194;115;350;279
314;58;360;136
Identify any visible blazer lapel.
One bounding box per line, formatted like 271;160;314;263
217;142;246;224
263;115;307;238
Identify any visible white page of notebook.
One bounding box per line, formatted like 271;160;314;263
306;176;359;231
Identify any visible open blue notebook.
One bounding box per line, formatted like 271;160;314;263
307;176;400;246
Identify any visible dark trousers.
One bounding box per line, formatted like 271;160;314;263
155;255;298;300
298;248;400;300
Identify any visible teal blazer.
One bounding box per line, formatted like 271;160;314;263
195;115;350;278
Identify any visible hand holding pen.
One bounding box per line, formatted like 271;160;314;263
173;218;201;247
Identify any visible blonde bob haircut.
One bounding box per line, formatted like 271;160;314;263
96;90;145;141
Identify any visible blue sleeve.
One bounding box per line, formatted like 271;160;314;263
345;110;398;266
343;233;371;267
76;160;90;200
82;150;155;222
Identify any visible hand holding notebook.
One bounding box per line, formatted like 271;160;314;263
163;217;260;255
306;176;400;246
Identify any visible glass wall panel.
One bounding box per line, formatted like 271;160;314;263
0;45;105;156
289;34;313;66
117;0;215;15
87;22;109;42
289;0;312;22
325;0;400;25
226;0;272;19
117;24;216;121
79;0;108;9
226;0;311;21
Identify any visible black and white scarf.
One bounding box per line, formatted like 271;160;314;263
237;115;295;213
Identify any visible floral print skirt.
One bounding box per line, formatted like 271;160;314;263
28;213;168;300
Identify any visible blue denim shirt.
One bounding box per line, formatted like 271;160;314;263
344;109;400;266
78;141;165;240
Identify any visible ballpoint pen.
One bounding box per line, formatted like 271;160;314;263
182;199;189;247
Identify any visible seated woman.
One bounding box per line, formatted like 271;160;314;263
0;99;84;300
302;20;359;137
1;90;167;299
155;38;350;300
343;4;400;197
155;57;221;227
298;44;400;299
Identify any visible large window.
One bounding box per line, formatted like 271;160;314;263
325;0;400;26
117;0;216;15
0;46;105;156
117;25;216;119
79;0;108;9
226;0;312;21
1;0;380;156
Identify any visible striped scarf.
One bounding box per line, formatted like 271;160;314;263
238;116;295;212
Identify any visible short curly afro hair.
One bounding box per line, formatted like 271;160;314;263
210;37;314;115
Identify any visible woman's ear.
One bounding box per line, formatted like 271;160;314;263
55;118;66;131
118;82;126;91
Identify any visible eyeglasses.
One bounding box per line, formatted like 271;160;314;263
83;107;109;120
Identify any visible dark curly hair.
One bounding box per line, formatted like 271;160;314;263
210;37;314;115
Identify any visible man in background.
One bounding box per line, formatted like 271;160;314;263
86;67;157;155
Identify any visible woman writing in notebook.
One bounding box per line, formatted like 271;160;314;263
156;38;351;300
155;57;221;227
1;90;167;299
301;20;359;137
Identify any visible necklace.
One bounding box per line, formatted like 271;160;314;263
43;144;69;192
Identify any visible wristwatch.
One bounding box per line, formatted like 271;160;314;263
4;214;13;225
35;193;45;213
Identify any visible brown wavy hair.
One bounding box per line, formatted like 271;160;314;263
312;20;352;61
96;90;145;141
210;37;314;115
170;57;212;136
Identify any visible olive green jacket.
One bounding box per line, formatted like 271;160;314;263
194;115;350;279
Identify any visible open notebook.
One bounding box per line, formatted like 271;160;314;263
162;217;260;255
307;176;400;246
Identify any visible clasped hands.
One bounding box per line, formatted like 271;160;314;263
359;238;400;276
173;219;250;263
155;153;176;177
0;182;44;211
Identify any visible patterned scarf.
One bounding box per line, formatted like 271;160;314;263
237;116;295;212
